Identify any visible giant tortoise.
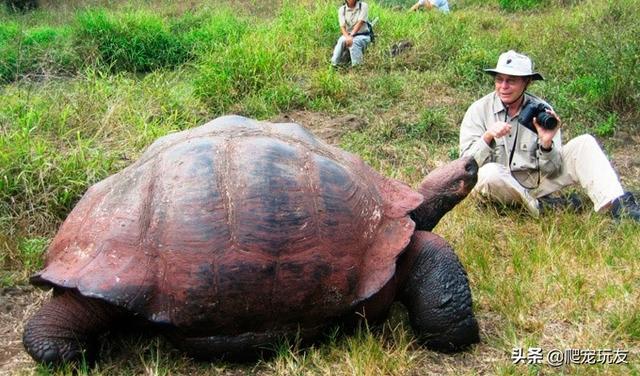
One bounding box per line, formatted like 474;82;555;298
23;115;480;364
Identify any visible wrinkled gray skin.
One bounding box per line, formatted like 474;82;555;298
411;157;480;231
23;156;480;365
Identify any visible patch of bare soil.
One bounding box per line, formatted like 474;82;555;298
270;111;367;146
610;130;640;190
0;286;49;375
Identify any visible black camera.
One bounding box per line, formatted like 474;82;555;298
519;102;558;132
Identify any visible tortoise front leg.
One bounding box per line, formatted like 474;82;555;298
23;289;122;365
397;231;479;352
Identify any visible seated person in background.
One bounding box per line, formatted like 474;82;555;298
459;50;640;223
410;0;450;13
331;0;372;67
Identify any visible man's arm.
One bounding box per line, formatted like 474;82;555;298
534;109;563;176
352;2;368;34
337;6;353;46
340;25;351;38
459;104;495;167
349;20;365;35
535;127;562;176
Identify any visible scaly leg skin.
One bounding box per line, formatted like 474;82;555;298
398;231;480;352
23;289;122;365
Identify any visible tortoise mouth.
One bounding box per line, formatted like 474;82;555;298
464;157;478;176
459;157;478;195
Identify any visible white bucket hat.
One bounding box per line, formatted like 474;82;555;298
484;50;544;81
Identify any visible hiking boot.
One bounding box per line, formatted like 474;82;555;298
611;192;640;222
538;192;585;215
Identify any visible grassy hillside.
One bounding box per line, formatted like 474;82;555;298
1;0;639;374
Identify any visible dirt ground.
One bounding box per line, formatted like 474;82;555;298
0;286;49;375
609;130;640;191
270;111;368;145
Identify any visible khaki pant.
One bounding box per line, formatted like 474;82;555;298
474;134;624;216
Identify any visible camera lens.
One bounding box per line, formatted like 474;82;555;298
537;112;558;130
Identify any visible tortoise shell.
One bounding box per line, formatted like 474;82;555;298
32;115;423;335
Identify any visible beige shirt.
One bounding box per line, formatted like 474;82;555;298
460;91;563;183
338;2;369;34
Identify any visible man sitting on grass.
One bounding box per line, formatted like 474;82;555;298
331;0;372;67
459;50;640;222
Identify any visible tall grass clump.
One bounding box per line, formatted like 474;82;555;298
0;120;117;231
0;22;77;82
269;1;336;65
0;66;209;234
178;8;248;56
498;0;544;11
400;107;455;143
193;2;339;117
0;22;20;81
369;6;504;92
74;9;189;73
515;0;640;135
194;31;291;115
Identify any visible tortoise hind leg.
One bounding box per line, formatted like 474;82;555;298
23;289;123;365
397;231;479;352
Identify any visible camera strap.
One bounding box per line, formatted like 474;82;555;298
504;100;541;190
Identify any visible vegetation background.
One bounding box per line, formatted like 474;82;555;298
1;0;638;374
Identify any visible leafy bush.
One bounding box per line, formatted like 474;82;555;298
178;9;248;56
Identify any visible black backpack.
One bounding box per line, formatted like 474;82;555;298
365;20;376;44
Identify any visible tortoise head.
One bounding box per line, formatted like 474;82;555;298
410;156;478;231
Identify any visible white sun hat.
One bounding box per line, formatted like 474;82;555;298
484;50;544;80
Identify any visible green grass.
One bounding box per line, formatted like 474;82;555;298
1;0;639;375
